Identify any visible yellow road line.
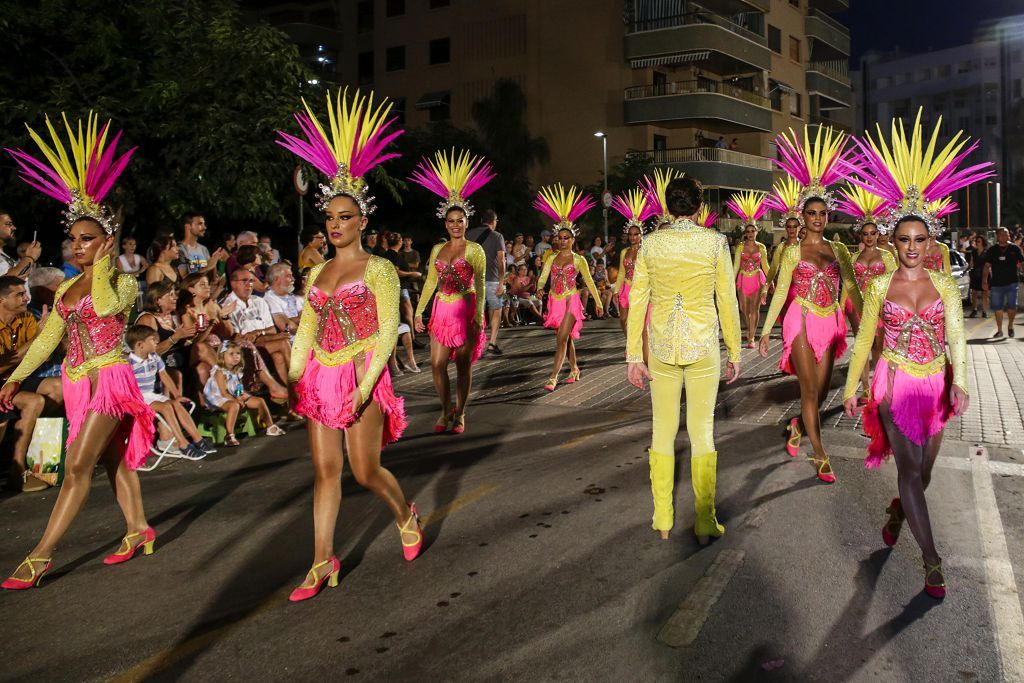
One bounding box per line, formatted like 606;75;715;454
421;482;498;527
657;549;746;648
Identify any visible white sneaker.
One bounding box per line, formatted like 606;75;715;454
155;438;181;454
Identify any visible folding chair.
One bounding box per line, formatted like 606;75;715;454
137;400;208;472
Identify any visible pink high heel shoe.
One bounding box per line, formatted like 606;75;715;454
289;556;341;602
399;503;423;561
923;560;946;599
785;418;801;457
882;498;903;547
2;557;52;590
103;527;156;565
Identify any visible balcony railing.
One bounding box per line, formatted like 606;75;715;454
809;115;851;134
807;8;849;35
807;60;850;84
634;147;775;171
627;10;766;45
624;79;769;108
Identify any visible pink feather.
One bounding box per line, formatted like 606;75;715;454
532;196;563;223
566;195;596;223
4;148;73;202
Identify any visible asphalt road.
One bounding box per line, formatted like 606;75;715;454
1;317;1023;682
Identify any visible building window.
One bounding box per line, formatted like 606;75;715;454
984;56;997;68
769;85;783;112
429;37;451;65
357;51;374;85
386;0;405;17
788;36;800;63
789;92;801;117
957;61;970;74
768;25;781;54
916;68;931;82
939;64;952;78
357;0;373;33
386;45;405;72
429;0;451;7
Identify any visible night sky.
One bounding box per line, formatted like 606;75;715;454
838;0;1024;63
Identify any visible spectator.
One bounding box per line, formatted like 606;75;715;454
117;236;148;277
259;234;281;265
203;341;285;446
264;263;302;334
589;236;605;260
145;233;181;286
535;231;553;260
967;234;988;318
509;263;543;323
60;239;82;279
524;234;536;257
400;235;421;270
26;268;64;318
381;232;420;332
225;230;259;277
212;233;237;277
592;259;615;318
235;245;268;294
223;269;291;391
0;276;60;492
363;229;384;256
136;281;195;392
466;209;507;355
716;136;727;149
983;227;1024;338
126;325;212;459
511;233;529;267
389;323;422;375
0;211;41;279
178;212;228;277
728;137;739;151
298;226;326;272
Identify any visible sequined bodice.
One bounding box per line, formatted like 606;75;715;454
923;252;943;272
550;263;578;295
792;260;841;307
854;260;888;291
882;299;945;364
623;255;636;282
308;281;377;354
56;294;127;368
740;250;762;274
435;258;475;296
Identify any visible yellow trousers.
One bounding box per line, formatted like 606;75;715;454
648;353;725;537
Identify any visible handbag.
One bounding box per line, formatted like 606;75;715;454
25;417;68;487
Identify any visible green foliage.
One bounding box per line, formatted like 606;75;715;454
579;153;653;240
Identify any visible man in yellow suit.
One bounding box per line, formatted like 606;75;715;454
626;176;742;544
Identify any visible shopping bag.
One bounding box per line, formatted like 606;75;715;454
25;417;68;487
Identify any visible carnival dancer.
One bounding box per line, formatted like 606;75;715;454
922;199;954;275
611;187;654;352
695;204;719;230
626;175;742;543
411;149;493;434
276;88;421;602
726;191;770;348
842;110;991;598
0;113;156;589
765;177;803;289
535;184;602;391
759;125;861;483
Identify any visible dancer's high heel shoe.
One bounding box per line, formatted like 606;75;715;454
451;413;465;435
103;527;156;565
785;418;801;457
398;503;423;561
923;559;946;599
882;497;903;547
808;455;836;484
289;556;341;602
543;377;558;392
434;411;450;433
564;368;581;384
1;557;52;590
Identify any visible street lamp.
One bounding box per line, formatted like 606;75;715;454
595;132;609;241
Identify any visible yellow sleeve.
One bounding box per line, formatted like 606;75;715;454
91;254;138;317
760;245;798;339
615;249;627;292
881;249;897;273
414;243;443;319
716;236;742;362
4;282;70;386
287;261;326;384
468;242;486;325
941;243;952;275
732;245;742;276
842;273;890;401
625;246;650;363
360;256;400;400
937;271;967;393
536;251;555;292
767;243;784;283
759;243;770;277
576;253;601;302
835;241;862;317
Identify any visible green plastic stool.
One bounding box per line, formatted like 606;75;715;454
197;409;258;445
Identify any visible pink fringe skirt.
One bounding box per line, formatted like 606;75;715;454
617;281;632;310
544;293;585;340
62;362;156;471
737;271;766;298
293;352;406;446
862;358;951;468
429;296;485;363
778;303;847;376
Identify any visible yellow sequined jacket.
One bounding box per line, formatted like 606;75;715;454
413;241;486;326
536;251;601;302
626;219;741;365
767;240;798;284
288;256;400;401
3;255;136;386
842;269;967;401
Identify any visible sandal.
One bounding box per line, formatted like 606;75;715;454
266;425;286;436
923;559;946;599
225;435;240;447
882;497;903;546
808;455;836;484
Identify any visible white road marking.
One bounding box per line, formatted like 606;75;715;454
971;446;1024;682
657;549;745;648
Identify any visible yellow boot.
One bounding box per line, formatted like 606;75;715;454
691;451;725;544
649;449;675;536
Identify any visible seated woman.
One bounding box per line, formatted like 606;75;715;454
234;245;268;294
117;236;148;278
135;280;195;395
509;264;543;323
145;233;180;286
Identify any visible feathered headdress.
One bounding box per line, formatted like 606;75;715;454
725;190;768;227
836;185;890;232
639;167;685;226
763;176;803;229
611;187;654;233
533;184;595;237
275;88;402;214
695;204;719;229
774;125;850;212
5;112;137;235
845;109;995;235
409;148;495;218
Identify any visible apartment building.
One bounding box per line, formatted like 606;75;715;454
246;0;853;228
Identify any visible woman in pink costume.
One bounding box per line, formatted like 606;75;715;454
611;187;654;353
922;200;955;275
535;184;603;391
0;114;157;589
726;191;770;348
759;125;861;484
276;89;422;602
764;177;803;305
411;150;493;435
843;110;991;598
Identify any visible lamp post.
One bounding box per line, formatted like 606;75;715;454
595;132;609;241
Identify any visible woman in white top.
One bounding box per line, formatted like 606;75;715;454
117;236;148;276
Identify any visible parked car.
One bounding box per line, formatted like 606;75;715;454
950;249;971;301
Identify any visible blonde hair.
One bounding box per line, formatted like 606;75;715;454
218;341;245;374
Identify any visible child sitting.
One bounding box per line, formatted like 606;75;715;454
127;325;215;460
203;341;284;446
